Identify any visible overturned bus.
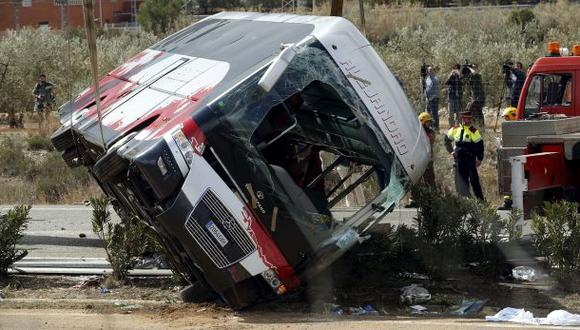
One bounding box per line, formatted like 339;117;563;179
51;13;430;308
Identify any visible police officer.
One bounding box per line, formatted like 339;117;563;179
445;111;484;200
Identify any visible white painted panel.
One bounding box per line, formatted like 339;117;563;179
101;88;171;127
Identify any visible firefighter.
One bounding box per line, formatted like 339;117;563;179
497;106;517;210
502;107;517;121
445;111;484;200
418;111;436;187
405;112;436;208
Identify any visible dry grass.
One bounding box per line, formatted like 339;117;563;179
0;117;100;205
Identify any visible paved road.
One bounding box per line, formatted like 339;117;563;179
3;205;519;259
1;205;117;259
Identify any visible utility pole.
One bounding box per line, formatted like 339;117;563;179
99;0;103;28
358;0;365;34
11;0;20;30
56;0;67;31
330;0;343;16
82;0;106;150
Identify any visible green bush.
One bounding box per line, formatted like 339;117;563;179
91;196;150;281
509;8;536;29
30;152;92;203
411;185;508;278
532;201;580;289
0;28;156;115
0;205;31;277
0;137;29;177
137;0;184;35
27;135;54;151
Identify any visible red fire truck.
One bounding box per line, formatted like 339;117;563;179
499;42;580;225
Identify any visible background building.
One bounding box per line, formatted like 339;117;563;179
0;0;143;31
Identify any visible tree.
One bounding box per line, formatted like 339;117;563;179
137;0;184;35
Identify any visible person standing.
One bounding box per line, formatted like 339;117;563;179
465;64;485;129
424;66;440;131
444;111;484;200
32;74;55;123
506;62;526;107
446;63;463;127
418;112;436;187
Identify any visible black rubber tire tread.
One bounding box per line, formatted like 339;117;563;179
180;282;217;304
92;149;129;183
62;148;81;168
51;126;75;152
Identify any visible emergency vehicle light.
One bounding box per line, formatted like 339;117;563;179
573;45;580;56
547;42;560;56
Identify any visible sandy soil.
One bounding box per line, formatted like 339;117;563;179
0;307;554;329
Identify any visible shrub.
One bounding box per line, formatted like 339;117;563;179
505;207;523;241
0;205;31;277
0;27;156;115
509;8;536;30
27;135;54;151
0;137;28;177
137;0;184;35
31;152;92;203
532;200;580;289
91;196;149;282
411;185;508;278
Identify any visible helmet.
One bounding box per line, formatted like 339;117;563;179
502;107;517;121
418;112;432;125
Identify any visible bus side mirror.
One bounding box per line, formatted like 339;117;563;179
258;43;297;93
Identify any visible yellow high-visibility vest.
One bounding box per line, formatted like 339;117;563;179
447;125;482;144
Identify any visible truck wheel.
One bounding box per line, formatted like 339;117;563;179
180;282;217;303
51;126;75;152
93;149;128;183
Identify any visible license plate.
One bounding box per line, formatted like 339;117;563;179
205;220;229;247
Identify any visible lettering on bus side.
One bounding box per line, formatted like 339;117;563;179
338;59;408;156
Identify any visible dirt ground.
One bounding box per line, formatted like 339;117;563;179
0;308;558;329
1;274;579;329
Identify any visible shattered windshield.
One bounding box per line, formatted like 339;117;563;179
205;39;410;252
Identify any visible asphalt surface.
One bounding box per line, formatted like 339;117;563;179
3;205;518;260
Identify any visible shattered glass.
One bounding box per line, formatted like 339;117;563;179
208;39;410;250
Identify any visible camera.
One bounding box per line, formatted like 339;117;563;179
420;62;429;78
502;60;514;75
461;60;472;76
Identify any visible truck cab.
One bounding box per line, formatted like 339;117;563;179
518;44;580;119
499;43;580;222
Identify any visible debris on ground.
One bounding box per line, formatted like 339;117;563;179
486;307;580;326
114;301;144;311
398;272;430;280
450;299;488;316
99;287;111;294
322;303;379;316
512;266;536;281
410;305;428;314
133;254;168;269
78;233;87;238
72;275;101;288
400;284;431;305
